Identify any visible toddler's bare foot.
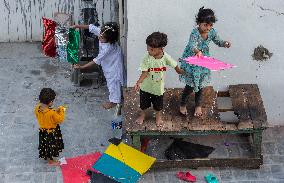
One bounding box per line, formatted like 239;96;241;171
135;113;145;125
156;118;163;128
102;102;117;109
156;113;163;128
48;160;60;166
194;106;202;117
179;106;188;116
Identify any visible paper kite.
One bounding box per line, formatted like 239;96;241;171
42;17;80;64
61;152;102;183
183;56;235;71
67;28;80;64
42;17;57;57
92;138;156;183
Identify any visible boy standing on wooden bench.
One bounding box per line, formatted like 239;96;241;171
134;32;184;127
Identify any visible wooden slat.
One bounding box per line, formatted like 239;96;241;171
229;84;267;129
186;87;236;131
217;91;230;97
188;112;237;131
218;108;234;112
123;88;142;132
242;84;268;128
229;85;252;123
152;157;262;169
201;86;215;106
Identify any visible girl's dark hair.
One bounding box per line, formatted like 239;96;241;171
196;7;217;24
101;22;119;44
146;32;168;48
39;88;56;105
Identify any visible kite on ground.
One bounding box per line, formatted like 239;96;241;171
93;138;156;183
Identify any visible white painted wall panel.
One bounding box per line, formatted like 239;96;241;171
0;0;117;42
127;0;284;125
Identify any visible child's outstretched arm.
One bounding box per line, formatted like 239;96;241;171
74;39;110;70
193;48;203;57
134;71;148;92
71;24;101;36
71;24;89;29
175;66;185;75
165;54;185;74
211;29;231;48
73;60;96;70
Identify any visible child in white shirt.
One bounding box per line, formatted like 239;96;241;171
72;22;126;109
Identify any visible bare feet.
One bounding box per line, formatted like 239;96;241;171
156;111;163;128
179;106;188;116
48;160;60;166
194;106;202;117
102;102;117;109
135;111;145;125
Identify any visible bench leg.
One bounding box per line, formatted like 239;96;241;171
141;138;150;153
252;131;262;158
132;135;141;150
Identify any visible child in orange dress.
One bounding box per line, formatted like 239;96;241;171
34;88;66;166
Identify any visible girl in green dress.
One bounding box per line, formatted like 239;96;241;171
179;7;231;117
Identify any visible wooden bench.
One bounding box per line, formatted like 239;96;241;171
123;84;268;168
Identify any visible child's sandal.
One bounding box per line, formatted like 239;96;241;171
176;171;196;182
204;173;218;183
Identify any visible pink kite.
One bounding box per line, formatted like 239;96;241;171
183;56;235;71
61;152;102;183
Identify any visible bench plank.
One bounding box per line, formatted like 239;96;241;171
229;85;253;128
229;84;267;129
124;87;240;132
152;158;263;169
241;84;267;128
123;88;141;132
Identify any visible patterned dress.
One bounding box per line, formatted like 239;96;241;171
35;104;65;160
179;27;226;92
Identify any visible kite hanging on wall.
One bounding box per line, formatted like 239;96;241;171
42;17;80;64
55;26;69;62
42;17;57;57
67;28;80;64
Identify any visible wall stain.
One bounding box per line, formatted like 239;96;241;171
3;0;10;38
3;0;10;13
258;5;284;16
18;0;28;40
252;45;273;61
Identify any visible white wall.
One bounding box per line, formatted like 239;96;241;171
127;0;284;125
0;0;117;42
